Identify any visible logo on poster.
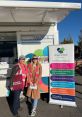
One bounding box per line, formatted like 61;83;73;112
57;47;64;54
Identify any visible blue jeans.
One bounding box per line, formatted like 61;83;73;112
12;90;22;115
31;99;38;109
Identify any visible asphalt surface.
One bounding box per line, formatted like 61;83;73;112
0;76;82;117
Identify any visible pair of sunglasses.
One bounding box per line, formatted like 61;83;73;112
33;58;38;60
21;59;25;60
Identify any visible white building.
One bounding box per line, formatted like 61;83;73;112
0;1;81;96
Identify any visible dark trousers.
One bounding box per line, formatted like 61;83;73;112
12;90;22;115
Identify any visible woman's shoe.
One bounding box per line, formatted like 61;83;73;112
31;109;36;116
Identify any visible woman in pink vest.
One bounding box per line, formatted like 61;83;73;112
10;55;28;117
26;56;42;117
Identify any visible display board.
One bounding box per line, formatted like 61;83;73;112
49;44;76;107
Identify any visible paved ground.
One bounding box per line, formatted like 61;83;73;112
0;76;82;117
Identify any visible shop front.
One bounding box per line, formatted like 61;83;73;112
0;1;81;97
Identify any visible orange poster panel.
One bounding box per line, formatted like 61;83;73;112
51;88;75;96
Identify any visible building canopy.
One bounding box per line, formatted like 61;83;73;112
0;1;81;24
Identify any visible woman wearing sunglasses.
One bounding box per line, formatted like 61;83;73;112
26;55;42;116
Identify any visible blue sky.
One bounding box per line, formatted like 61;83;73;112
57;0;82;45
27;0;82;45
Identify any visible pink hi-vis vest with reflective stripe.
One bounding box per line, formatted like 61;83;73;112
12;63;28;90
17;63;28;78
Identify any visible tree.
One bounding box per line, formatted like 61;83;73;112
78;30;82;51
61;38;67;44
61;36;73;44
78;29;82;57
68;36;73;43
